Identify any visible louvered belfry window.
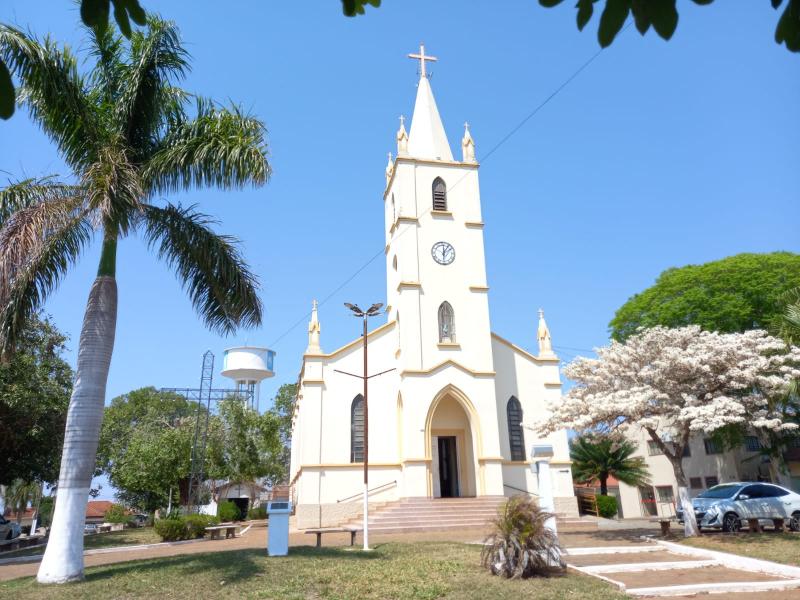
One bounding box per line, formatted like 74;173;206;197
438;301;455;343
351;394;365;463
507;396;525;461
432;177;447;211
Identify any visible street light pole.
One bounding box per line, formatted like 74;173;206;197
337;302;390;552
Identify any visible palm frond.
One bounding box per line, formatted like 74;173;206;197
0;177;79;227
142;203;262;335
86;23;125;104
143;98;270;195
0;200;92;357
116;16;189;159
0;25;100;170
82;142;143;234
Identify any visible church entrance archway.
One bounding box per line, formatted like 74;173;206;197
426;389;479;498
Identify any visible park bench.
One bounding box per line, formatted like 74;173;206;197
304;526;362;548
649;517;677;536
205;524;240;540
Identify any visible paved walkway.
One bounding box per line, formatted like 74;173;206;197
563;529;800;597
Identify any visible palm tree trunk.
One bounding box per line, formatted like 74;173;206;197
37;244;117;583
599;474;608;496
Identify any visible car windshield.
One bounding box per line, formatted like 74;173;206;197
697;484;743;499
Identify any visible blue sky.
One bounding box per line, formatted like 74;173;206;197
2;1;798;412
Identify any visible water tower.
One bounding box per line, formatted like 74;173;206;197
220;346;276;412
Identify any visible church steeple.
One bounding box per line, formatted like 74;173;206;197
406;44;453;161
306;300;321;354
537;309;556;359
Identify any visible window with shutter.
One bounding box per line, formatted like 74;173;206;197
432;177;447;211
507;396;525;461
351;394;364;463
438;302;455;343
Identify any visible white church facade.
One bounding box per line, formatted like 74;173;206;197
289;46;577;529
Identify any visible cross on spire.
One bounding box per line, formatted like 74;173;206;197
408;43;437;79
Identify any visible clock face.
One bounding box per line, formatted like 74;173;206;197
431;241;455;265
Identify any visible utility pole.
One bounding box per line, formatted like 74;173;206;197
335;302;393;551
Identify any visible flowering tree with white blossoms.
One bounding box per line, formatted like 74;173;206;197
538;325;800;537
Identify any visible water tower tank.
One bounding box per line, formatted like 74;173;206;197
221;346;275;411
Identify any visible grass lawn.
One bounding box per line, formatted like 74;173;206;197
679;531;800;566
2;527;161;558
0;542;627;599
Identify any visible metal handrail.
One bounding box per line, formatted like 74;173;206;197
337;480;397;503
503;484;539;497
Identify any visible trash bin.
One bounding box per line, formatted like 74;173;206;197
266;500;292;556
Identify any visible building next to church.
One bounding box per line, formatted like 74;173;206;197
289;46;578;529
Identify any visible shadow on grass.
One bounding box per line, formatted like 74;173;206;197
84;545;384;586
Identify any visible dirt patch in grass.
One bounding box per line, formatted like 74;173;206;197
0;542;628;599
678;532;800;567
566;551;698;567
605;565;783;588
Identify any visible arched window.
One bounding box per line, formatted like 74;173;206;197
392;255;398;271
507;396;525;461
391;194;396;222
432;177;447;211
351;394;365;463
438;301;455;343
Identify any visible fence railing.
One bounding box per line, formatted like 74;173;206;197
575;489;599;516
336;480;398;503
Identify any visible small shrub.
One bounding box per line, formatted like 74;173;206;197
596;494;618;519
184;514;219;538
247;505;267;520
154;518;188;541
104;503;129;524
481;495;564;579
217;501;240;522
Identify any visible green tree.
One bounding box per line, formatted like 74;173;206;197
0;16;269;583
215;397;283;495
4;479;43;524
0;314;72;486
570;435;650;496
98;387;198;513
341;1;800;54
266;383;298;484
610;252;800;341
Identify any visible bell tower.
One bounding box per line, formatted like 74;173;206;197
384;45;493;374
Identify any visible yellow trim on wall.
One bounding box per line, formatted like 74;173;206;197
303;321;396;362
437;343;461;350
302;379;325;385
300;463;402;470
396;281;422;291
465;221;484;229
401;359;495;378
544;382;562;388
469;286;489;292
430;210;453;218
491;332;561;364
478;456;504;463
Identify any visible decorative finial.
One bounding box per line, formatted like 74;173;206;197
306;299;321;354
385;152;394;186
461;121;476;163
408;42;438;79
396;115;409;156
537;308;556;359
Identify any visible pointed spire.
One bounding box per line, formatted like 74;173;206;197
406;44;453;161
537;308;556;359
306;299;321;354
385;152;394;186
396;115;409;157
461;121;476;163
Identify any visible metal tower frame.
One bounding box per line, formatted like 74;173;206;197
162;350;253;512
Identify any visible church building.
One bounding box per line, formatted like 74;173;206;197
289;46;577;529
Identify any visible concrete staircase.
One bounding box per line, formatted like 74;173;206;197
341;496;596;535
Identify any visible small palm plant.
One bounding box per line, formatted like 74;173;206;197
481;495;564;579
570;434;650;496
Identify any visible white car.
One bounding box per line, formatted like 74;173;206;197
677;482;800;532
0;516;21;540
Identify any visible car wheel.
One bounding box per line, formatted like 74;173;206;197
790;512;800;532
722;512;741;533
4;530;10;540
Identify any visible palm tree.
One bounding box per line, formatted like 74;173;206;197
0;17;269;583
5;479;43;524
570;435;650;496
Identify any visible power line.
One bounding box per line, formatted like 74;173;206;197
267;27;630;351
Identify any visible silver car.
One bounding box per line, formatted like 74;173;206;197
0;516;21;540
677;482;800;532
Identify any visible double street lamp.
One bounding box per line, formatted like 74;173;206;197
335;302;392;551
